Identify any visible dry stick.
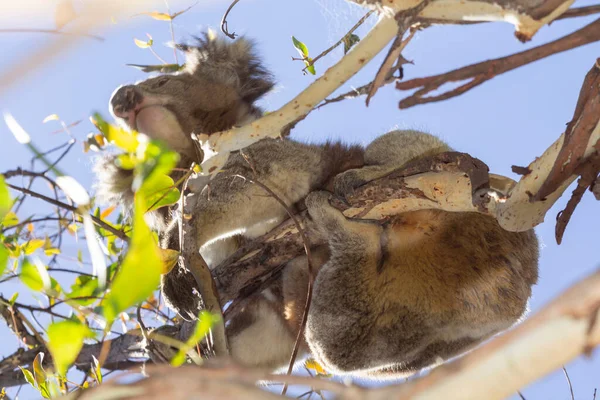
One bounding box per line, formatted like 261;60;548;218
163;0;178;64
562;366;575;400
5;183;128;241
0;28;104;41
301;10;374;73
395;17;600;109
178;174;229;357
220;0;242;39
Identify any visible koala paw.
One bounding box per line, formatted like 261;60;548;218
305;191;345;231
333;169;367;200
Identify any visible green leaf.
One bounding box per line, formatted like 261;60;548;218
292;36;310;58
138;174;180;211
21;238;45;255
32;352;46;388
102;196;163;322
2;211;18;227
171;311;218;366
92;113;139;153
92;355;102;383
19;367;36;388
343;33;360;54
8;292;18;305
19;259;60;294
47;320;94;376
20;258;45;292
67;275;99;306
306;61;316;75
126;63;184;73
0;245;7;277
0;175;11;220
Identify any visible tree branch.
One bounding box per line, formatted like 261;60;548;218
396;18;600;109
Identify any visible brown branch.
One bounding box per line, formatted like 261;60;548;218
0;332;145;388
536;59;600;201
396;17;600;109
5;183;129;241
556;4;600;21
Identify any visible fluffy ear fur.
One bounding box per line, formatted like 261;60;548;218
179;33;275;104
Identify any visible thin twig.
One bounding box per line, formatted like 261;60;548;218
164;0;179;64
231;172;313;397
220;0;242;39
562;366;575;400
301;10;374;73
517;391;527;400
6;183;128;241
0;29;104;41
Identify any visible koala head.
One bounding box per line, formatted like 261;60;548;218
109;33;274;161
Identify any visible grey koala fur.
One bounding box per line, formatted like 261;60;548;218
95;33;539;376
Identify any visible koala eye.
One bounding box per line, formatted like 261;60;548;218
155;78;169;88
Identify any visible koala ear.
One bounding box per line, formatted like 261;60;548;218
177;33;275;105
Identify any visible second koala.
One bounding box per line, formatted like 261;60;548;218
96;34;538;377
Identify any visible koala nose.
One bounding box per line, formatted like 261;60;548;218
110;85;143;119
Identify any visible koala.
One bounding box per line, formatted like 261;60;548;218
95;33;539;376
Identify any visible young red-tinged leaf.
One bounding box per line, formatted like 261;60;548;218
47;320;94;376
42;114;60;123
102;196;163;322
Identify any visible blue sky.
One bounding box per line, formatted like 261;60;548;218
0;0;599;398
